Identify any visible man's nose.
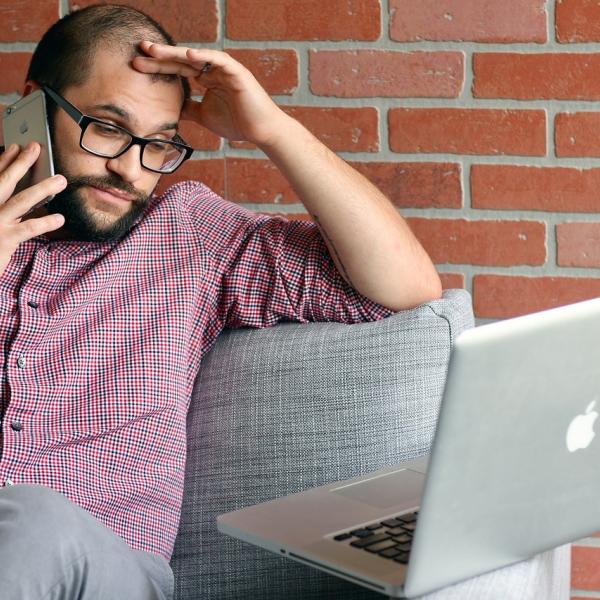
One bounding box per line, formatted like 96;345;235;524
106;144;143;183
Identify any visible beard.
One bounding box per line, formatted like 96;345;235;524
45;141;153;243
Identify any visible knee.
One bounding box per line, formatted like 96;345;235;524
0;484;89;553
2;483;79;522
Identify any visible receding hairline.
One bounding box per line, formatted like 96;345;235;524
64;31;183;93
61;40;185;99
27;5;190;100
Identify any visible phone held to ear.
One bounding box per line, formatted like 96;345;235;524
2;89;56;214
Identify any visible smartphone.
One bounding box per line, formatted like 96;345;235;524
2;89;56;211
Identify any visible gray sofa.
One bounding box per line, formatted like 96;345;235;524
170;289;570;599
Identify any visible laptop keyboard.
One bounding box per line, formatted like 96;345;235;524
332;511;418;564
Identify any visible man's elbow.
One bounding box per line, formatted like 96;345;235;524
385;272;443;312
420;273;443;304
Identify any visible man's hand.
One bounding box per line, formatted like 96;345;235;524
0;143;66;278
133;42;290;148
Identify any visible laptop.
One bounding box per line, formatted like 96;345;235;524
217;298;600;597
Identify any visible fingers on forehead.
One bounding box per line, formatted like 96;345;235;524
165;61;199;77
157;46;222;62
135;57;198;77
185;48;230;65
141;43;231;68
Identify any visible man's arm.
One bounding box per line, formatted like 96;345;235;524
134;43;442;311
259;117;441;310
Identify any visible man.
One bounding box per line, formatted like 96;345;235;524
0;4;441;599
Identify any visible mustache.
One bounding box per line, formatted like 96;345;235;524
64;174;148;204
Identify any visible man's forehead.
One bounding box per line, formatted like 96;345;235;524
67;50;184;131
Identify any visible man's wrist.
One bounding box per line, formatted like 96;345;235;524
256;112;312;155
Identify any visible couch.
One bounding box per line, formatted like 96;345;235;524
170;289;570;599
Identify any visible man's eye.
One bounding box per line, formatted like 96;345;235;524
146;141;168;154
92;122;121;136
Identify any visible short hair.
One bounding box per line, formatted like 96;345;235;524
26;4;190;101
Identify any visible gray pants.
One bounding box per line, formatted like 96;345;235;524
0;483;174;600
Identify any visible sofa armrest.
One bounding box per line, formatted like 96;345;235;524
171;290;474;599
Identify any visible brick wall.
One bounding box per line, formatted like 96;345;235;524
1;0;599;594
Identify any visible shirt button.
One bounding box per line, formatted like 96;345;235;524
17;356;26;369
10;421;22;432
4;479;13;487
27;301;39;309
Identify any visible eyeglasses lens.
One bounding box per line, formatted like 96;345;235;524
82;122;185;173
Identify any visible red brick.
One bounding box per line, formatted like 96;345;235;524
473;53;600;100
0;0;59;42
287;106;379;152
226;159;462;208
557;222;600;267
226;0;381;41
0;53;31;95
556;0;600;43
389;108;546;156
572;546;600;589
555;112;600;157
310;50;464;98
407;218;546;266
227;158;295;204
473;275;600;319
390;0;547;43
230;106;379;152
224;49;298;95
155;159;225;197
471;165;600;212
440;273;465;289
70;0;218;42
349;162;462;208
178;120;221;151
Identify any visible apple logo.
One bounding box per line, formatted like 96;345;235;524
566;400;599;453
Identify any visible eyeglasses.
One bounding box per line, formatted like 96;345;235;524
42;85;194;174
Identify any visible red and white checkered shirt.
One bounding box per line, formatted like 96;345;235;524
0;180;394;560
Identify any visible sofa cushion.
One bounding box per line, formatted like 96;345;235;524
172;289;474;599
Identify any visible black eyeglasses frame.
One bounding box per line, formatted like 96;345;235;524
41;85;194;174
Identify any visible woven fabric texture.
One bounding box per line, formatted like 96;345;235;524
171;290;484;598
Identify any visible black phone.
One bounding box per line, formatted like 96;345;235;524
2;89;56;211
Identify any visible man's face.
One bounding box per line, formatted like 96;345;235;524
45;48;184;242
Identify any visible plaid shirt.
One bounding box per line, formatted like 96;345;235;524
0;180;394;560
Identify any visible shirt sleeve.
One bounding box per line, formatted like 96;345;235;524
178;181;396;329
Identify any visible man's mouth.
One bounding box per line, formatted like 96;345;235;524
88;185;136;205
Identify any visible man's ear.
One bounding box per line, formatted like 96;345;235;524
22;80;41;97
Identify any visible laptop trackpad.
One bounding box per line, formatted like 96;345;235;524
330;469;425;510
